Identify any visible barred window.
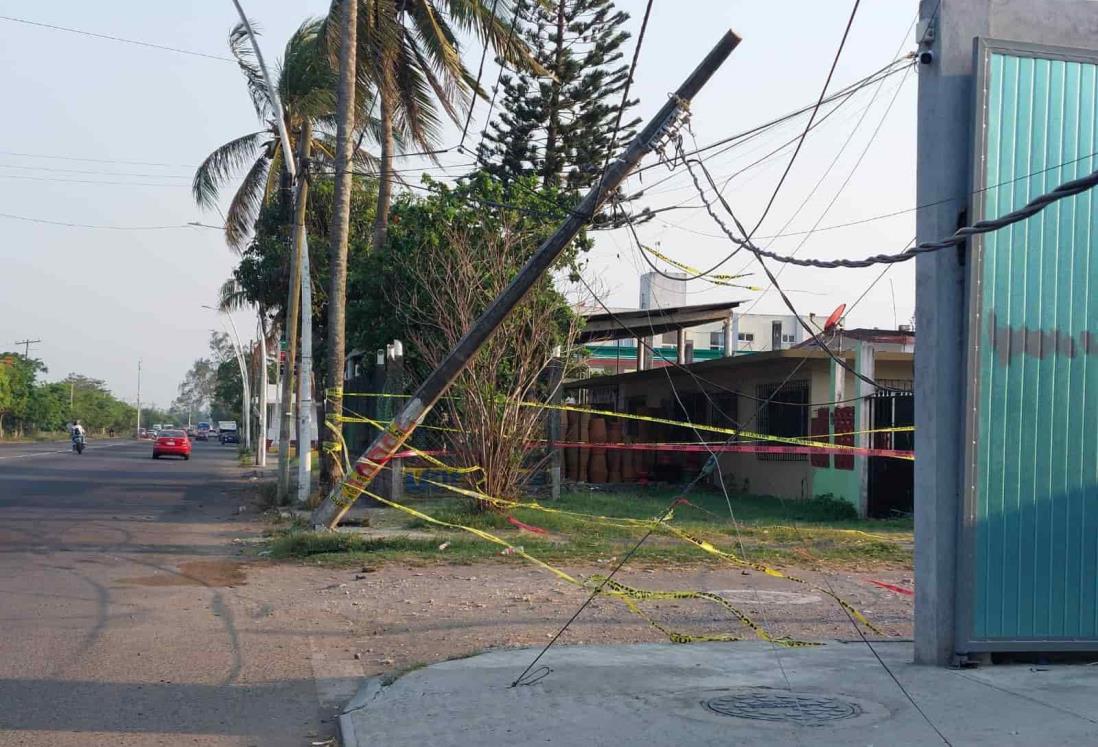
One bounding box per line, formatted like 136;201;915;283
756;380;810;461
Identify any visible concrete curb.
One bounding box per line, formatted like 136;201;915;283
338;677;386;747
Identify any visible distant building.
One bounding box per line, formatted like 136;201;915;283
569;325;915;517
581;274;825;375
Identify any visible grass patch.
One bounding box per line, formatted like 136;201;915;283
267;486;913;570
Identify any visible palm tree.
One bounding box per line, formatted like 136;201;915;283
195;17;382;500
355;0;543;254
192;18;378;251
322;0;360;492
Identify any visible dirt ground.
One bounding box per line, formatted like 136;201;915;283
240;553;914;680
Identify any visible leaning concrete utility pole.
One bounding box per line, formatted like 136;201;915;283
312;29;742;529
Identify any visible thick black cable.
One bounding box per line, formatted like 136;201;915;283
747;0;861;238
686;157;898;393
688;154;1098;269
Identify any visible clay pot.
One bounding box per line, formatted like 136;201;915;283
588;416;607;483
578;412;591;482
588;416;607;443
621;437;635;482
606;421;623;482
564;411;578;480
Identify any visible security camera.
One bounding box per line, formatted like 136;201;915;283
919;50;934;65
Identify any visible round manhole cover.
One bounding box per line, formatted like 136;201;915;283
704;688;861;726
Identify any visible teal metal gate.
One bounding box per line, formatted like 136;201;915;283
961;39;1098;651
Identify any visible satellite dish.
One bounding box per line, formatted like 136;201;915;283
823;303;846;333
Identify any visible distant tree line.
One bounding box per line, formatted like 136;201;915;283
0;353;135;437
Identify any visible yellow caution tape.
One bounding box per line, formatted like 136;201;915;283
341;391;912;452
416;474;883;637
639;244;763;291
355;485;812;646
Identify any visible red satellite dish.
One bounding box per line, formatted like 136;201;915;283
823;303;846;333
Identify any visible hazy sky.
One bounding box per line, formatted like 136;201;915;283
0;1;918;407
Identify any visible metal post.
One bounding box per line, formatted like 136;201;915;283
221;311;252;453
387;341;404;503
723;314;734;357
312;29;742;528
854;341;876;518
257;315;267;466
547;348;563;500
676;329;686;365
136;359;142;439
231;1;307;501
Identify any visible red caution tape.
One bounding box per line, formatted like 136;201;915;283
553;440;913;461
868;579;914;596
507;516;549;535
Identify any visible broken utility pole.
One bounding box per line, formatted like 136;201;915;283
311;29;742;529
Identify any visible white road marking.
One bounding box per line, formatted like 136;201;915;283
0;441;136;461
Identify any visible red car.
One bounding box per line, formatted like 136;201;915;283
152;429;191;460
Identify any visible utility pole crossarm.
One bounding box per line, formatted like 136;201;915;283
311;29;742;529
14;338;41;358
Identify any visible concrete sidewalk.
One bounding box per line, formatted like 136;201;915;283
339;641;1098;746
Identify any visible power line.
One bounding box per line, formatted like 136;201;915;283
630;55;911;183
0;162;191;179
458;0;503;149
748;0;862;238
689;153;1098;270
644;145;1098;243
0;173;190;188
0;211;209;231
593;0;654;208
686;156;896;393
742;40;914;310
0;14;234;62
468;4;525;164
0;149;192;168
637;65;904;221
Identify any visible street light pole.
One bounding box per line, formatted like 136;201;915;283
231;1;314;503
257;315;268;467
204;305;252;453
136;359;142;439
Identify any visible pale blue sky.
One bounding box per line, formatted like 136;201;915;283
0;1;918;406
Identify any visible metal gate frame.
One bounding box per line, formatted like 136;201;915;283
958;37;1098;653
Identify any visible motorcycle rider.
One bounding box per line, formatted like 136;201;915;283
71;420;86;451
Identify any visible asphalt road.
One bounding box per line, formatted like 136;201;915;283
0;438;351;746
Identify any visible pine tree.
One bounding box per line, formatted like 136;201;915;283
477;0;638;196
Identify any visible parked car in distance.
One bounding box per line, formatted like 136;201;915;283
218;421;239;445
152;429;191;460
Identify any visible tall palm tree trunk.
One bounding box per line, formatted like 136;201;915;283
372;90;395;253
276;125;313;504
322;0;359;494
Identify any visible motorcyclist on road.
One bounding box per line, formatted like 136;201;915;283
71;421;87;453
